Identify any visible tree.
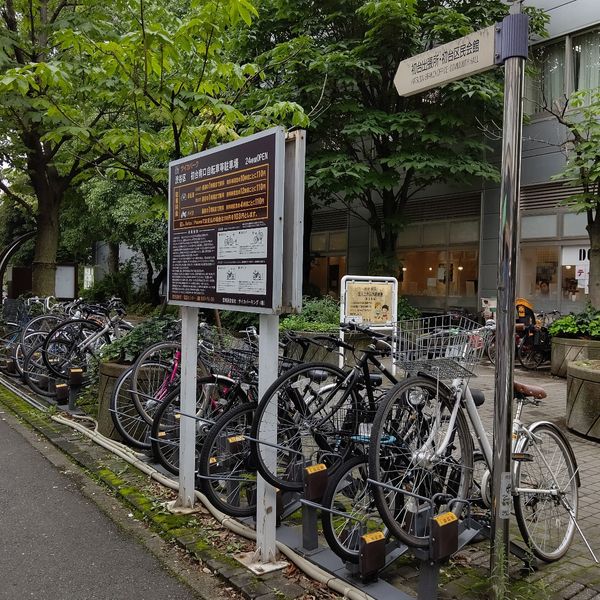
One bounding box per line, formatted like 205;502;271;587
239;1;547;272
1;0;307;295
544;89;600;308
0;0;117;294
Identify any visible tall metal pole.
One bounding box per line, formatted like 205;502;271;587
491;3;527;596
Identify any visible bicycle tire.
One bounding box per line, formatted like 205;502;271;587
20;314;64;346
514;422;578;562
131;341;211;424
368;376;473;548
22;342;57;397
0;328;22;377
197;402;258;518
150;375;246;475
110;365;154;449
486;333;496;365
321;455;387;563
42;319;110;379
251;362;357;493
517;336;545;370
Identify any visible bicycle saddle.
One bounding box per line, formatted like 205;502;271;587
514;380;547;399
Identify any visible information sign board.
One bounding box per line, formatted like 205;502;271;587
341;276;398;327
394;25;496;97
168;127;285;313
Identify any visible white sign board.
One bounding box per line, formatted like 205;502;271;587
341;276;398;328
394;25;496;97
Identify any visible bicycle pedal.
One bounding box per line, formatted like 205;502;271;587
512;452;533;462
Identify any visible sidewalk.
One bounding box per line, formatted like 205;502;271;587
382;363;600;599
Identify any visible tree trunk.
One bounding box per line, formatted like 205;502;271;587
107;241;120;275
32;195;60;296
588;217;600;309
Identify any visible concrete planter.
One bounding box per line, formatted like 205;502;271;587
551;337;600;378
97;361;132;441
566;360;600;440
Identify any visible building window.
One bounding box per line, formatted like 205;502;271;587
525;41;565;115
573;29;600;97
309;230;347;297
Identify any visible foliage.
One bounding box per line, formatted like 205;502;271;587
217;310;260;332
239;1;547;264
280;296;340;332
546;89;600;307
81;262;135;304
397;296;421;321
100;314;180;363
548;305;600;340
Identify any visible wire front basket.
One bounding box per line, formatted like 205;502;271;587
393;315;491;381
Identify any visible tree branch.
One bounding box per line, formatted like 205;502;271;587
0;180;36;219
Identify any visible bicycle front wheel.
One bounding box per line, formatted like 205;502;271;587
251;362;356;492
197;403;257;517
369;376;473;548
517;336;545;370
514;422;578;562
321;455;387;563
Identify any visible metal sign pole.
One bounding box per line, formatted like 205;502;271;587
491;4;528;596
177;305;199;508
255;313;280;563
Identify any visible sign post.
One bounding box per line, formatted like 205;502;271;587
167;127;305;565
394;4;528;596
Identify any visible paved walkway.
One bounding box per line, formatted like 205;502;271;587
382;362;600;599
0;409;216;600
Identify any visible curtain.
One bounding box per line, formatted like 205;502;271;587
574;30;600;94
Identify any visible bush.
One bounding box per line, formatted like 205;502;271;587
100;315;180;363
280;296;340;332
81;262;134;304
397;296;421;321
549;305;600;340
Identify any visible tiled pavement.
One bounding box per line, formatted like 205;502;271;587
382;362;600;599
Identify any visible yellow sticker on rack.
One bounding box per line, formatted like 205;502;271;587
433;512;458;527
209;457;217;465
362;531;385;543
305;463;326;474
227;435;245;444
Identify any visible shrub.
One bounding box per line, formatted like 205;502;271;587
549;305;600;340
280;296;340;332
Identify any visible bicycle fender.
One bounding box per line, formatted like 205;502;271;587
414;371;454;398
518;420;580;488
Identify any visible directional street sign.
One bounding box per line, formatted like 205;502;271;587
394;25;496;97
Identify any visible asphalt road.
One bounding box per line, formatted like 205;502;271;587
0;412;203;600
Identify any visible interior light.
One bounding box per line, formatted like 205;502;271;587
428;267;433;271
566;265;572;269
402;267;407;272
458;266;464;271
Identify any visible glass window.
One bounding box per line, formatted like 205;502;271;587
521;214;558;239
573;30;600;96
311;233;327;252
329;231;347;251
518;246;559;311
398;250;448;297
447;250;478;298
422;223;447;246
397;225;421;247
563;212;587;237
449;220;480;244
524;42;565;115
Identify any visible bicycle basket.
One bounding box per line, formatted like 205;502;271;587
198;326;258;380
393;314;491;381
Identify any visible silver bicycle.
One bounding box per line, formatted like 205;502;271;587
368;315;592;562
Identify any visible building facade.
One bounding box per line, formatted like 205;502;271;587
310;0;599;315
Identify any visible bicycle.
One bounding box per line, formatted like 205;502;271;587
517;310;561;370
368;314;584;562
250;324;400;494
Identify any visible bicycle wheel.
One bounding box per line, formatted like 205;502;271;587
514;422;578;562
369;376;473;548
110;365;154;449
251;362;357;493
20;314;64;346
0;327;22;377
150;375;246;475
42;319;110;379
517;336;544;370
321;455;387;563
198;402;257;517
22;342;57;397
